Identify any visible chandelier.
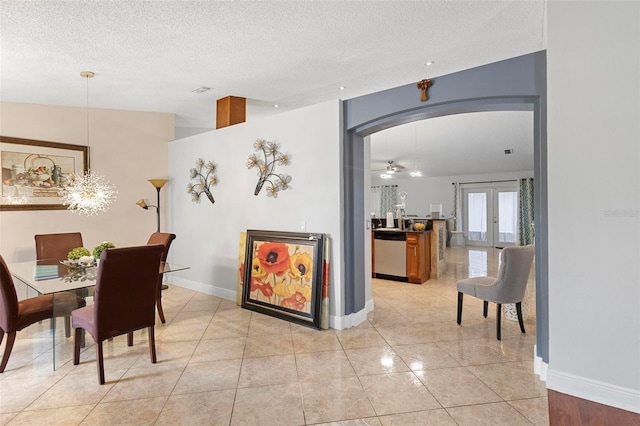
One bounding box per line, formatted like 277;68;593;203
63;171;117;215
63;71;117;215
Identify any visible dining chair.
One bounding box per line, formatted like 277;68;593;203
0;255;84;373
34;232;84;261
146;232;177;324
72;245;164;384
34;232;87;337
456;245;535;340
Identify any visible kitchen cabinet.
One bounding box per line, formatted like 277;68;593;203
371;231;375;276
406;232;431;284
372;229;431;284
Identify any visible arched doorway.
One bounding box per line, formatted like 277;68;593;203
341;51;548;363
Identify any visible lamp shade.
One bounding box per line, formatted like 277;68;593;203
148;179;168;189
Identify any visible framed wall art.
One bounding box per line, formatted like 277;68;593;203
242;229;325;329
0;136;88;211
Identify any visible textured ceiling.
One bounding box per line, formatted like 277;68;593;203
1;1;546;131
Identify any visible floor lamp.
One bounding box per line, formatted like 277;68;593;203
136;179;168;232
136;178;169;289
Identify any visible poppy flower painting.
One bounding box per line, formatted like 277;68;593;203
241;230;327;330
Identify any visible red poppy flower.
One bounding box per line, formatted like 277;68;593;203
256;242;290;276
250;278;274;298
281;291;307;311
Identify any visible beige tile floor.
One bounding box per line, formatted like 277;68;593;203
0;246;548;425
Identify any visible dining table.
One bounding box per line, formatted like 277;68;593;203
8;258;189;370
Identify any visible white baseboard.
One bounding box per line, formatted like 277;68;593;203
170;277;236;301
533;344;548;381
546;368;640;414
169;281;378;331
330;297;375;330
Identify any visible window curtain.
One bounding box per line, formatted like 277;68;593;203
371;185;397;217
452;182;459;230
518;178;534;245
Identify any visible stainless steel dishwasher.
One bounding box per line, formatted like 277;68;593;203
374;231;408;282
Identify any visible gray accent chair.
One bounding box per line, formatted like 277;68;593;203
456;245;534;340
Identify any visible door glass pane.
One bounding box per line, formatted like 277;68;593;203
498;191;517;243
467;192;487;242
467;249;488;277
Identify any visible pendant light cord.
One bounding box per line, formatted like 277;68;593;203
86;74;89;152
80;71;94;168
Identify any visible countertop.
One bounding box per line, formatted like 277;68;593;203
373;228;431;233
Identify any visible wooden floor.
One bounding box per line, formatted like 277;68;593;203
548;389;640;426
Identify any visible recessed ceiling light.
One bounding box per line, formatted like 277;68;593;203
504;149;513;155
274;104;279;108
191;86;213;94
426;61;435;66
338;86;346;90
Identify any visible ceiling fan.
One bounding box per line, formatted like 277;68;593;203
372;160;407;179
376;160;406;174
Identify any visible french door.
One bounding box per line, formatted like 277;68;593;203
462;183;518;248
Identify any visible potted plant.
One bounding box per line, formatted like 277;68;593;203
67;246;91;261
93;241;115;261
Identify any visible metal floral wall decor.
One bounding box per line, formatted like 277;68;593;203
246;138;291;198
187;158;217;204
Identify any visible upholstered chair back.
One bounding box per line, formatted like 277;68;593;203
475;245;535;304
0;255;19;332
35;232;84;260
146;233;176;263
92;245;164;342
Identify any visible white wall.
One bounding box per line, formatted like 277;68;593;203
168;100;344;322
0;102;174;263
547;1;640;412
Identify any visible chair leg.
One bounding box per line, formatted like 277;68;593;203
457;292;463;325
0;329;4;346
516;302;526;334
148;326;157;364
96;341;105;385
73;327;82;365
64;316;71;338
483;301;488;318
127;332;133;347
496;303;502;341
0;332;17;373
156;296;166;324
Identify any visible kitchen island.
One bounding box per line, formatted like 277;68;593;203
372;228;431;284
427;216;452;279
